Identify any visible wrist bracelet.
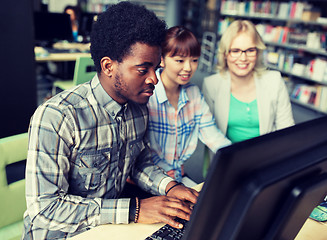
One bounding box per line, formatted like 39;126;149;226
166;182;183;195
134;197;140;223
129;198;136;223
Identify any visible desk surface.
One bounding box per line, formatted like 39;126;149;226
35;43;91;62
35;52;91;62
69;183;327;240
69;219;327;240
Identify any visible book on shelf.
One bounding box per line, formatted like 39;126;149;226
218;17;234;35
270;2;279;16
309;58;327;82
278;50;285;70
307;32;322;49
317;86;327;112
284;54;294;72
302;5;321;22
263;24;274;42
289;1;297;19
281;27;290;44
272;26;282;43
291;63;306;76
289;1;304;20
266;51;279;66
220;0;319;21
291;85;313;103
291;84;327;112
315;85;322;108
321;34;327;49
277;2;290;19
288;30;308;46
255;23;325;50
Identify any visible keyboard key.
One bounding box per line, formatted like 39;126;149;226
146;218;188;240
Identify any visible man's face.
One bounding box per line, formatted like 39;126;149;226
108;43;161;105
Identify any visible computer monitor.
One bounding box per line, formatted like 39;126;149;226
33;12;73;46
78;12;97;42
183;116;327;240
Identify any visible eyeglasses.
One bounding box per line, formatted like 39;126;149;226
229;47;257;58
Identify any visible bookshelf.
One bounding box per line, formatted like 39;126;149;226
79;0;167;21
210;0;327;116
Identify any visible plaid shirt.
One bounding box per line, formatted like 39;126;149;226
23;75;172;239
147;69;231;182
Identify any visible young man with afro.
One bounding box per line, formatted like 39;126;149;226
22;2;198;239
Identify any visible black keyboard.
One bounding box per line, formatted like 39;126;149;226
145;218;188;240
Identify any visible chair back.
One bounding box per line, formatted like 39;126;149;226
0;133;28;229
72;56;96;85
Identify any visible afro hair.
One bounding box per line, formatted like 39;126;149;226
90;1;167;73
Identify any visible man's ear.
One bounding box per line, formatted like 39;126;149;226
100;57;114;77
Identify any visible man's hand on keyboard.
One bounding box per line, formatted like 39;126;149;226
165;182;198;205
137;185;198;229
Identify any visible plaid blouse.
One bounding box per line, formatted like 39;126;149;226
147;69;231;182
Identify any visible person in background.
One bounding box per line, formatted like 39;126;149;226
22;3;198;239
147;26;231;186
64;5;80;42
202;20;294;144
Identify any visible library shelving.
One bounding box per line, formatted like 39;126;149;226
211;0;327;115
79;0;167;20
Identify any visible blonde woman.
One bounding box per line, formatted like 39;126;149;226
203;20;294;143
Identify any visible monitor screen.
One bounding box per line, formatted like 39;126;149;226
183;116;327;240
33;12;73;45
78;12;97;42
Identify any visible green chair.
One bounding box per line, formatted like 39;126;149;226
202;145;211;179
52;55;96;95
0;133;28;240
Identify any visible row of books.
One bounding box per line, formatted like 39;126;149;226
218;18;327;50
256;24;326;50
264;50;295;73
264;48;327;83
291;84;327;112
220;0;320;21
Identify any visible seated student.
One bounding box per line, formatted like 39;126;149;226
22;3;198;239
64;5;80;42
147;26;231;186
202;20;294;143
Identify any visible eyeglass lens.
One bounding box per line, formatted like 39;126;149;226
229;48;257;57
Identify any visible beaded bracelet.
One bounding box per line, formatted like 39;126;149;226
166;182;183;195
134;197;140;223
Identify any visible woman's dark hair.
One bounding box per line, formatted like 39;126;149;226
161;26;201;58
90;1;167;73
64;5;81;20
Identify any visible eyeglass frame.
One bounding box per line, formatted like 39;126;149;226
228;47;258;58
